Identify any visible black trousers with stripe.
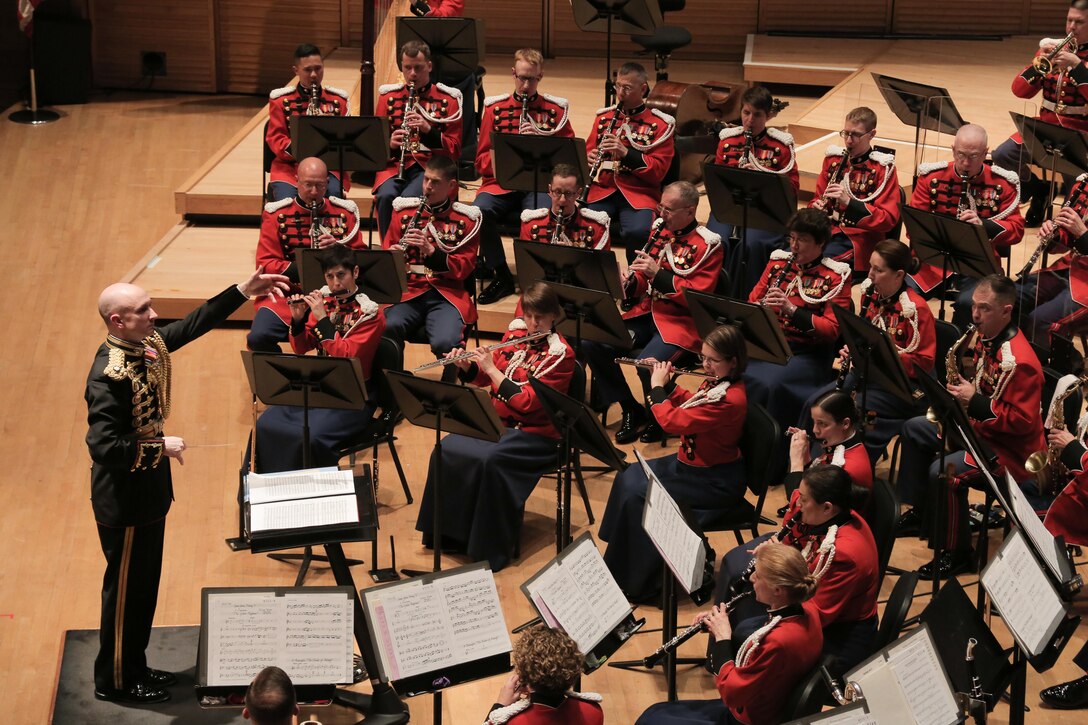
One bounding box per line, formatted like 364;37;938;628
94;518;165;691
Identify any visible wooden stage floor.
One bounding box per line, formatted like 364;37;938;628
3;38;1087;725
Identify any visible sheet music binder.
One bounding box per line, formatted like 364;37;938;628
360;562;512;696
1002;471;1081;596
637;451;707;596
782;700;872;725
196;586;356;703
519;531;644;673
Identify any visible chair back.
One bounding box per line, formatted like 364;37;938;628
781;660;831;721
741;402;780;499
262;120;275;201
862;478;900;588
568;360;587;403
372;336;404;417
934;320;963;385
716;267;731;296
875;571;919;651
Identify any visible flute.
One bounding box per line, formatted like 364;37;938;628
614;357;717;379
413;330;550;371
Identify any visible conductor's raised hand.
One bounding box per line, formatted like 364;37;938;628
239;266;291;300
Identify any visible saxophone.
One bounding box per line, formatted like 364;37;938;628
928;324;976;426
1026;376;1087;495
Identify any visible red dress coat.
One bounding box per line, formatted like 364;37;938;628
476;91;574;196
715;126;799;194
1012;39;1088;133
266;83;350;189
909;161;1024;292
749;251;852;345
809;145;900;270
1037;173;1088;309
713;605;823;725
289;289;385;379
650;379;747;468
1046;433;1088;546
623;219;723;352
484;691;604;725
254;195;363;324
855;279;937;379
518;207;611;250
584;102;675;210
811;435;874;491
469;319;575;438
384;198;481;324
375;81;463;191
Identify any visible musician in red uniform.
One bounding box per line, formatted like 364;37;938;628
485;627;603;725
600;325;748;602
247;157;363;352
809;107;900;273
382;155;480;370
584;61;676;265
415;283;575;571
745;209;852;466
798;240;937;462
412;0;464;17
908;124;1024;329
787;391;874;502
1020;173;1088;353
707;85;798;293
518;164;610;249
255;245;385;472
581;181;723;444
993;1;1088;224
265;44;350;201
374;40;463;237
713;464;879;678
474;49;576;304
638;545;823;725
897;275;1046;579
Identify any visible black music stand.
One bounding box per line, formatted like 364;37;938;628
295;248;408;302
385;371;504;574
513;238;624;299
902;206;1000;319
702;161;796;298
686;290;792;365
538;281;630;355
241;351;370;585
833;306;918;444
396;17;483;83
530;378;628;551
872;73;966;186
1012;111;1088;224
493;134;590;202
570;0;662;106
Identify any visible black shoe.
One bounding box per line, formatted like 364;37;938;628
918;550;975;580
477;266;516;305
144;668;176;687
896;508;921;538
1026;176;1050;228
94;682;171;704
1041;675;1088;709
639;420;664;443
615;408;648;444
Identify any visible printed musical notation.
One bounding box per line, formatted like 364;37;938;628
204;591;353;686
363;565;512;684
982;529;1067;657
641;454;705;593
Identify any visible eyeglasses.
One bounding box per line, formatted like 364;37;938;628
514;74;541;83
613;82;640;93
699;354;726;365
549;189;579;198
657;204;693;215
838;130;871;140
952;150;985;161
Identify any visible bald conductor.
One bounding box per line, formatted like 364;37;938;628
85;269;287;704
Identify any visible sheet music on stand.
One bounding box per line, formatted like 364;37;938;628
520;532;634;655
981;529;1069;658
783;701;876;725
360;562;512;695
198;586;355;689
245;467;360;534
845;624;960;725
637;451;706;593
1003;471;1078;587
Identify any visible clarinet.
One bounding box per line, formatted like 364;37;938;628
823;148;850;220
643;620;708;667
760;253;795;307
836;286;876;390
621;222;665;311
578;108;625;206
740;128;754;165
1016;184;1088;281
724;519;795;609
395;82;417;183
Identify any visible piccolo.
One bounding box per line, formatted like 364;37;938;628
614;357;717;379
413;330;550;371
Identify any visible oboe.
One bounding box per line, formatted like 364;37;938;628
412;330;550;371
622;222;665;310
643;620;708;667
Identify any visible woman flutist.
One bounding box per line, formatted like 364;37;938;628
599;325;748;603
636;545;822;725
414;282;574;571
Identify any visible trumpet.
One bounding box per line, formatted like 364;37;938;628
579;108;625;205
1026;374;1087;495
1034;30;1078;75
614;357;718;379
413;330;550;371
395;82;418;183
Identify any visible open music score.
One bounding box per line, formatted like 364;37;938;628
361;562;512;691
245;467;360;535
846;625;960;725
521;532;633;655
638;451;706;593
199;587;355;687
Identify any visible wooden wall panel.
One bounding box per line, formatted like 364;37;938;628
758;0;889;34
1028;0;1072;34
216;0;342;94
892;0;1026;35
463;0;544;55
89;0;216;92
